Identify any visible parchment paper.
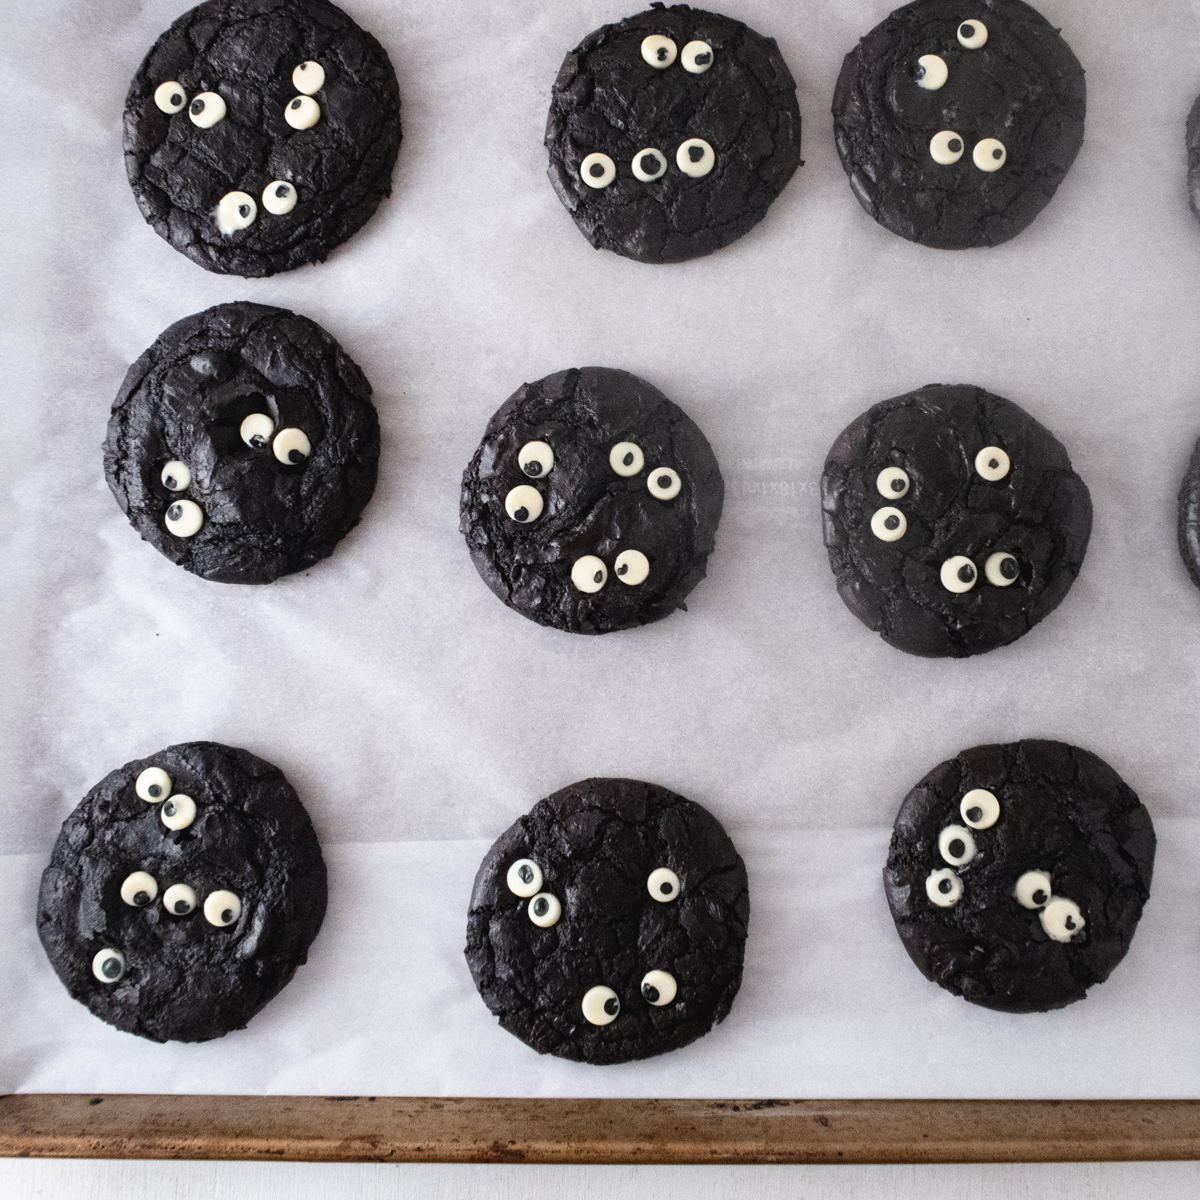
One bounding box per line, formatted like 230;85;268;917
3;0;1200;1097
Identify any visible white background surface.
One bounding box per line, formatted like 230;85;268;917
4;0;1200;1188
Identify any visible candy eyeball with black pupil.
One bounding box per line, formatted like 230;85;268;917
580;152;616;189
154;82;187;114
581;984;620;1025
641;969;677;1005
958;20;988;50
925;867;962;907
1013;869;1052;910
120;871;158;907
614;549;650;585
940;555;977;593
985;552;1020;587
163;883;197;916
165;498;203;538
188;91;226;128
938;824;976;867
647;867;680;902
527;892;561;928
641;34;677;68
285;95;321;130
504;484;543;523
203;890;241;927
973;138;1006;172
262;181;297;215
681;41;713;74
1040;896;1085;942
632;147;668;182
647;467;681;500
610;442;644;477
216;191;257;233
135;766;171;802
240;413;275;449
571;555;607;593
273;428;311;465
506;858;543;897
92;948;125;983
161;460;190;491
160;793;196;831
960;788;1000;829
292;61;325;94
975;446;1010;481
930;130;965;165
876;467;909;499
676;138;715;178
518;441;554;478
915;54;948;90
870;506;906;542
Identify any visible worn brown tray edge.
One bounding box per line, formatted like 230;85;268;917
2;1095;1199;1164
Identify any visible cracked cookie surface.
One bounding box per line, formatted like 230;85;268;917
124;0;402;277
37;741;327;1042
821;383;1091;658
460;366;723;634
832;0;1085;249
545;3;803;264
105;301;380;585
884;739;1155;1013
465;777;749;1064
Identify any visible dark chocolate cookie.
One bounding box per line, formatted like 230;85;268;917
832;0;1085;249
1176;435;1200;588
1188;95;1200;224
460;367;723;634
124;0;402;276
545;4;803;263
465;778;749;1064
105;301;380;585
821;383;1091;658
37;741;327;1042
884;740;1155;1013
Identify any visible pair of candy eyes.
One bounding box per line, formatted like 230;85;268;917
582;971;678;1024
134;766;197;829
873;448;1011;504
912;20;990;92
152;61;324;129
580;139;716;188
640;35;714;74
570;550;650;592
930;132;1006;171
506;858;681;904
117;873;241;923
160;418;309;490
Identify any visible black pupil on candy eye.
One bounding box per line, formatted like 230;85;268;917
593;570;603;583
891;479;904;492
168;505;181;520
989;459;999;469
164;800;176;816
660;882;673;895
134;891;150;906
695;52;711;64
658;475;671;488
590;162;605;177
171;93;182;106
657;47;668;61
174;900;189;913
276;185;289;197
938;879;952;894
884;515;899;530
288;449;304;463
1033;889;1047;905
533;898;548;916
961;23;974;36
164;475;176;489
222;909;234;923
604;997;619;1015
291;98;302;109
949;138;962;153
640;154;658;175
519;865;533;883
251;435;266;448
993;149;1003;160
966;807;982;823
948;839;965;858
623;452;634;466
148;784;162;797
617;564;628;576
190;98;204;114
238;204;250;218
688;145;704;162
1001;558;1018;579
958;565;974;583
514;506;529;522
642;983;660;1002
524;461;541;476
1065;916;1076;930
102;958;120;978
915;64;926;80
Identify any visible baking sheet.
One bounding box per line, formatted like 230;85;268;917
3;0;1200;1098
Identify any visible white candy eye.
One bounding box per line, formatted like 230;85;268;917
925;867;962;907
582;984;620;1025
975;446;1010;481
631;147;668;182
154;82;187;114
647;467;681;500
938;825;976;867
273;427;311;465
871;507;907;542
973;137;1007;172
216;191;257;233
960;788;1000;829
571;555;608;593
504;484;544;523
647;867;680;902
528;892;561;928
958;20;988;49
876;467;910;499
940;555;977;593
614;549;650;585
120;871;158;907
1041;897;1085;942
136;766;171;802
92;948;125;983
1013;870;1052;910
165;498;204;538
915;53;948;90
580;152;616;188
506;858;542;897
641;969;677;1005
161;460;190;491
676;138;715;178
641;34;677;68
188;91;226;127
204;890;241;927
930;130;965;165
292;61;325;94
240;413;274;449
518;440;554;478
163;883;197;916
681;40;713;74
262;180;297;215
160;793;196;831
285;95;320;129
985;551;1020;587
610;442;644;476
